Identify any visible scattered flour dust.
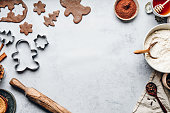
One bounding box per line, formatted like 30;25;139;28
144;29;170;72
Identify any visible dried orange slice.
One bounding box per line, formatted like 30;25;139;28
0;95;7;113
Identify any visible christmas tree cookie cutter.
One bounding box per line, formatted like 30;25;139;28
12;39;40;73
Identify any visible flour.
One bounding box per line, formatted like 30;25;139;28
144;29;170;72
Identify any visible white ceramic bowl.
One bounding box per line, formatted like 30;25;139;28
143;23;170;73
114;0;139;21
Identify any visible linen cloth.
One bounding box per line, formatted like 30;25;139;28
133;71;170;113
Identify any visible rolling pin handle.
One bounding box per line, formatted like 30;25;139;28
10;78;27;92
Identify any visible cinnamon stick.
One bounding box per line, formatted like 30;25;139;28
0;53;7;62
0;43;4;51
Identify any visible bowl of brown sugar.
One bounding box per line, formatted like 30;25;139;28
114;0;139;21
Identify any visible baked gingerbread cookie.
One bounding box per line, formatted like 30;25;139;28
19;22;33;35
44;10;60;27
33;1;46;15
0;0;27;23
60;0;91;24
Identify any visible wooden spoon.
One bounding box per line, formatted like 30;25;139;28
134;42;158;59
146;82;167;113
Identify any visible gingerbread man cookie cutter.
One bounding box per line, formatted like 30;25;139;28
12;39;40;73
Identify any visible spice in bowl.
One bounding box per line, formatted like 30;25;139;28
115;0;138;20
0;95;7;113
153;0;170;16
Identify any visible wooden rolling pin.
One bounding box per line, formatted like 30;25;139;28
10;78;71;113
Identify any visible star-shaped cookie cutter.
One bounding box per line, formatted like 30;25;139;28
0;30;15;46
11;39;40;73
34;34;49;50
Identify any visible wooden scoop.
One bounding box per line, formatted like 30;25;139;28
134;42;158;59
10;78;71;113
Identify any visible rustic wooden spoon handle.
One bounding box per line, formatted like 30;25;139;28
156;95;167;113
10;78;27;92
134;49;149;54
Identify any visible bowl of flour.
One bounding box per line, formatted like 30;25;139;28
144;24;170;73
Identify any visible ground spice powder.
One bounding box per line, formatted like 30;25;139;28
115;0;137;19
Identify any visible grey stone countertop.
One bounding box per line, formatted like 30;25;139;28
0;0;160;113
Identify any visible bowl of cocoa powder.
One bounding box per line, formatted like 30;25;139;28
114;0;139;21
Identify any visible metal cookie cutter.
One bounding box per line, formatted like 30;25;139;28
0;30;15;46
34;34;49;50
12;39;40;73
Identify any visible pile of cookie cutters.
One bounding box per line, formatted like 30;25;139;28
0;30;49;73
12;35;48;73
12;39;40;73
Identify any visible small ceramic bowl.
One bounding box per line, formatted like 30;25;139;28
151;0;170;18
114;0;139;21
162;74;170;90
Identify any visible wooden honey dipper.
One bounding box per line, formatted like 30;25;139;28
154;0;170;13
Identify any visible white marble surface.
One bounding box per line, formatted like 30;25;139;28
0;0;160;113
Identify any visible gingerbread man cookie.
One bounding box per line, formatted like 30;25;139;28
60;0;91;24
